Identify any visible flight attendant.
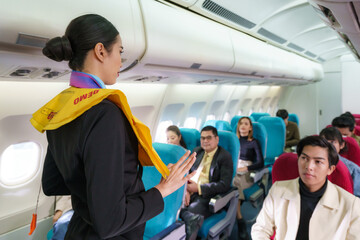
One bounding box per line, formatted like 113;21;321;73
31;14;196;239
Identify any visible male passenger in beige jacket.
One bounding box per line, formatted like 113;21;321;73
251;136;360;240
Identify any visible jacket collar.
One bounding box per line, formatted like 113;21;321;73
318;180;340;210
281;178;339;210
281;177;300;200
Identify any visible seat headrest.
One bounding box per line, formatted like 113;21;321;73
272;153;299;183
340;137;360;166
203;120;232;132
288;113;299;126
250;112;270;121
180;128;200;152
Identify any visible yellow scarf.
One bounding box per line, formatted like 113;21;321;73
30;87;169;178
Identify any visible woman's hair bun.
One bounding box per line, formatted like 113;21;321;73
42;36;73;62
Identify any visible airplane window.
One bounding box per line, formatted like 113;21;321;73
184;117;197;128
184;102;206;129
0;142;40;186
196;119;202;130
206;114;216;121
155;120;173;143
223;112;231;121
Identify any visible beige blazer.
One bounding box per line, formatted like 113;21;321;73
251;178;360;240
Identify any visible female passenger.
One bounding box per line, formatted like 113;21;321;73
166;125;187;149
320;127;360;197
252;136;360;239
30;14;196;239
233;117;264;240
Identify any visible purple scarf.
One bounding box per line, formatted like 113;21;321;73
69;71;106;89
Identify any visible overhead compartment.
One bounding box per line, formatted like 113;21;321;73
228;29;272;77
308;0;360;60
138;0;235;72
0;0;145;80
229;29;324;81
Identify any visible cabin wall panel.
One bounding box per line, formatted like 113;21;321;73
341;56;360;114
279;85;319;137
0;81;68;120
317;58;342;130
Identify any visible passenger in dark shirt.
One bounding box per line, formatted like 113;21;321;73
233;117;264;240
276;109;300;152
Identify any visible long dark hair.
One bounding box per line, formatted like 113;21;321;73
166;125;187;149
42;14;119;71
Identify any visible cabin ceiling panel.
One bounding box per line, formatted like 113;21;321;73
260;5;324;40
292;28;339;49
209;0;289;25
308;39;347;55
188;0;356;62
319;47;349;60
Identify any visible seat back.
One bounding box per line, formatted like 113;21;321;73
217;130;240;183
272;153;299;183
180;128;200;152
340;137;360;167
258;117;286;167
354;126;360;136
328;159;354;194
230;115;255;129
252;122;267;159
353;114;360;126
288;113;299;126
203;120;232;132
250;112;270;122
272;153;354;194
142;143;186;239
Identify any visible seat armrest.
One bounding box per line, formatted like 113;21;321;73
209;187;238;213
250;167;269;183
149;221;185;240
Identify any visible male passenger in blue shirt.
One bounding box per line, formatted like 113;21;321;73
180;126;233;240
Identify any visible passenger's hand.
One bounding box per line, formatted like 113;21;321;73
53;210;63;224
237;167;248;173
187;180;198;193
184;191;191;206
155;151;196;198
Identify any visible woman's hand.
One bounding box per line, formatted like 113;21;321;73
155;151;196;198
237;166;248;173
